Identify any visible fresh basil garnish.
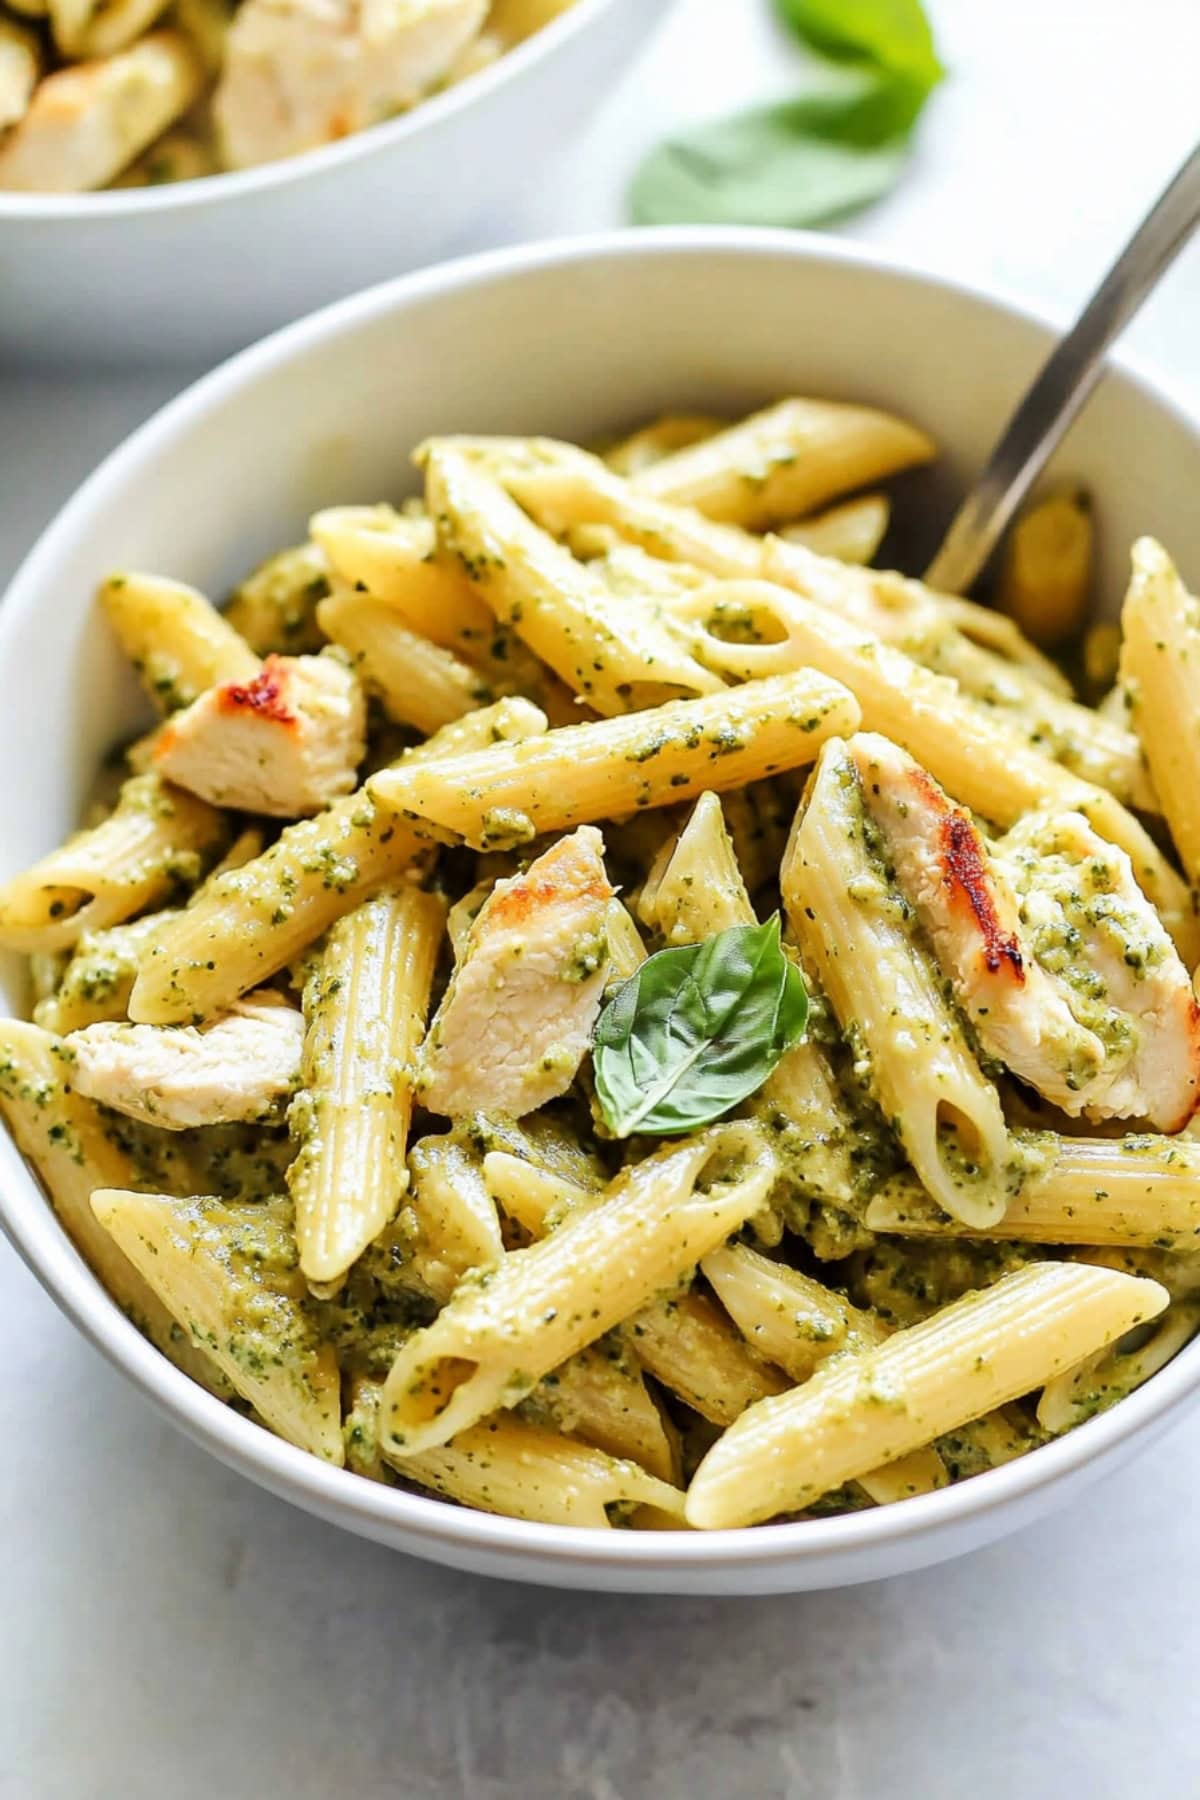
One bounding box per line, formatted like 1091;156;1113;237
593;914;808;1139
630;0;943;232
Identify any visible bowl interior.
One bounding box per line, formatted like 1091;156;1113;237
3;233;1199;1586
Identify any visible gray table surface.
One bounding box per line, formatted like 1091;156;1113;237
3;3;1200;1794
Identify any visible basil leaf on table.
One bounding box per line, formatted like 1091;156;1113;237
630;0;944;231
630;66;916;231
775;0;945;92
592;915;809;1139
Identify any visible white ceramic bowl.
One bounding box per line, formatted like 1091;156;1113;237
0;0;674;366
3;230;1200;1595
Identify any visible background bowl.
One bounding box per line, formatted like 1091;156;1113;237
0;0;674;367
2;229;1199;1594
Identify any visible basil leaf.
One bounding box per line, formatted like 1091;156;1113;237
593;915;808;1138
630;69;914;230
630;0;943;233
775;0;945;93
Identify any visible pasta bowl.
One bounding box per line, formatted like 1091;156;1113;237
2;230;1200;1594
0;0;675;367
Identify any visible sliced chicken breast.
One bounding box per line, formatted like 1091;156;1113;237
849;732;1105;1112
419;826;613;1118
0;32;202;191
154;652;365;816
70;990;304;1128
998;809;1200;1131
214;0;487;169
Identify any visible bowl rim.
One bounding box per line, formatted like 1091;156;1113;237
0;0;644;222
4;223;1200;1575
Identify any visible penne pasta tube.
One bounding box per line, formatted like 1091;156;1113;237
632;396;935;530
0;773;228;953
780;492;890;565
1118;537;1200;885
310;505;495;651
603;413;725;477
369;670;860;851
637;790;755;945
128;697;546;1024
381;1126;774;1454
624;1290;789;1426
399;1136;505;1305
422;444;725;714
866;1132;1200;1249
1036;1299;1200;1434
289;886;445;1288
685;1261;1169;1527
0;1019;227;1395
386;1413;687;1528
783;738;1012;1227
523;1340;678;1483
224;542;331;656
701;1243;948;1501
100;571;260;713
91;1188;343;1462
317;587;491;735
33;825;263;1033
506;443;1070;697
998;491;1093;650
481;1148;787;1422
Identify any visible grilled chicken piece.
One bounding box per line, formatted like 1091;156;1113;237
0;15;40;132
214;0;487;169
154;652;365;816
0;32;202;191
850;732;1200;1130
70;990;304;1128
849;733;1105;1112
998;809;1200;1131
419;826;613;1118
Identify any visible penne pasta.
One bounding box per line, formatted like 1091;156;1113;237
386;1413;687;1528
381;1126;774;1453
369;670;860;851
289;885;445;1289
91;1187;344;1461
631;397;935;530
33;825;263;1033
998;491;1093;650
422;443;725;714
603;413;724;477
701;1243;948;1501
480;1147;786;1422
310;505;496;651
780;492;890;565
686;1261;1168;1527
100;571;260;713
224;542;331;656
0;1019;228;1395
0;772;228;953
522;1339;678;1483
317;587;492;735
1036;1299;1200;1434
867;1132;1200;1249
127;697;547;1023
637;790;755;946
783;737;1013;1227
1119;537;1200;885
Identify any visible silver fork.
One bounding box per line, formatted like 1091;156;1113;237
924;139;1200;596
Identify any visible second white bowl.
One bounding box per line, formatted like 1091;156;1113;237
0;0;674;366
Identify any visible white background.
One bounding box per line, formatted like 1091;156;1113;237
3;3;1200;1794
